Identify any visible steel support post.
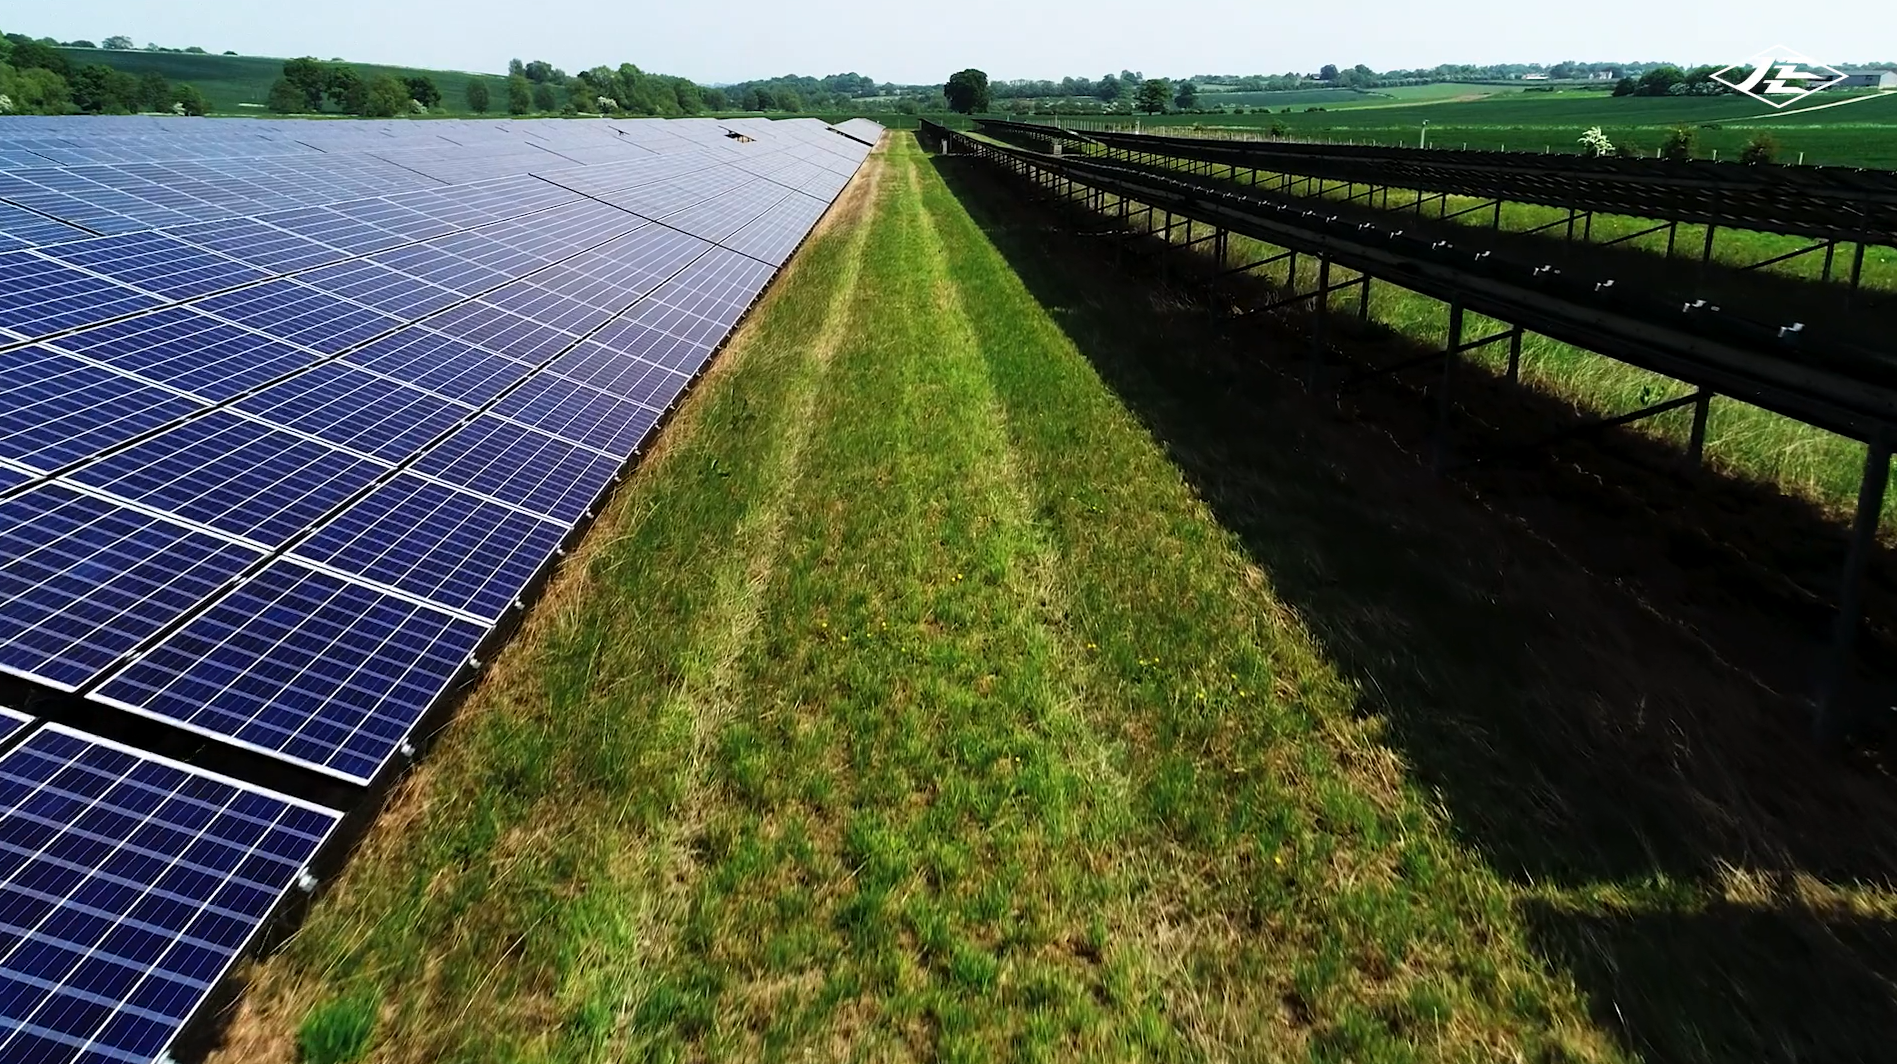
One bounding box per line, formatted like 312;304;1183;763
1492;200;1503;228
1582;211;1593;241
1665;220;1678;259
1434;300;1464;474
1822;240;1837;282
1687;390;1712;465
1815;432;1892;748
1308;257;1331;391
1701;224;1718;266
1849;241;1867;300
1506;326;1524;382
1357;273;1372;321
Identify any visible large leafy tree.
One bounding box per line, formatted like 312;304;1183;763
136;70;169;111
362;74;409;117
465;78;490;113
173;83;209;115
69;64;140;113
404;75;440;109
507;73;532;114
1136;78;1172;114
266;77;305;113
101;35;134;50
1173;80;1198;110
531;80;557;111
282;57;329;110
326;66;366;113
944;68;989;113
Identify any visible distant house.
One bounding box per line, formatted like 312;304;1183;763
1522;73;1550;81
1837;70;1897;89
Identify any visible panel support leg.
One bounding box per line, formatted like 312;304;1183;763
1687;390;1712;465
1434;300;1464;474
1816;432;1892;748
1307;257;1330;391
1506;327;1524;382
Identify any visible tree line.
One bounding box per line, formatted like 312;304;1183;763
266;58;442;118
0;30;209;115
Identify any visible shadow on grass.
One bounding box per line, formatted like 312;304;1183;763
925;148;1897;1062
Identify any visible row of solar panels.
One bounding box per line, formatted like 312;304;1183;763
0;114;880;1064
0;117;866;250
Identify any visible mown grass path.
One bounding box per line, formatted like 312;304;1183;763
217;135;1618;1064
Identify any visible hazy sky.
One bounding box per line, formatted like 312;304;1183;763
11;0;1891;86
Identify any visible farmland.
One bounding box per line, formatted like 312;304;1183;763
51;45;505;114
1081;89;1897;167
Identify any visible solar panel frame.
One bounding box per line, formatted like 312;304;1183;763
0;723;340;1064
92;559;490;784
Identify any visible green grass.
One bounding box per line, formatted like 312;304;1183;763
212;134;1627;1064
51;46;505;115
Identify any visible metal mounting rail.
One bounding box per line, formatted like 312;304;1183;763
988;120;1897;249
924;118;1897;746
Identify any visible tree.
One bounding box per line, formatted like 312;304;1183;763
404;76;440;108
266;77;305;113
66;40;97;49
531;80;557;111
8;40;69;77
136;70;169;111
1739;130;1779;165
362;74;409;117
326;66;366;113
507;73;532;114
184;46;206;54
1174;80;1198;110
1548;60;1579;80
70;64;140;113
1136;78;1172;114
524;60;557;83
1095;73;1121;102
1319;63;1340;81
1636;65;1684;96
1612;77;1637;97
944;68;989;113
282;57;329;110
173;83;209;116
465;78;490;113
101;35;134;50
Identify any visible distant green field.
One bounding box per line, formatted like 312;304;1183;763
1198;82;1538;109
1091;89;1897;167
52;47;506;115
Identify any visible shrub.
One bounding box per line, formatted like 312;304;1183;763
1576;125;1614;157
1658;125;1696;161
1739;130;1779;165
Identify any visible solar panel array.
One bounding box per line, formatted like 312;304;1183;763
0;112;880;1063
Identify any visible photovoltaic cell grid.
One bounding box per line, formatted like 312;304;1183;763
0;112;868;1055
0;724;338;1064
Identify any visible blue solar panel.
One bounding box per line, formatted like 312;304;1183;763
0;724;338;1064
46;307;316;402
0;707;28;745
298;260;462;321
252;206;406;256
292;474;567;621
0;202;89;248
341;330;532;405
92;560;488;783
491;374;661;458
422;302;575;364
410;415;622;523
545;338;691;410
481;281;615;335
0;252;163;341
233;363;471;462
0;349;204;473
164;218;348;274
43;231;269;301
367;243;507;296
0;463;29;494
196;280;402;355
0;485;261;690
65;411;389;547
